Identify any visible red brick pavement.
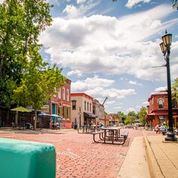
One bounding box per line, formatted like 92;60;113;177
0;128;155;178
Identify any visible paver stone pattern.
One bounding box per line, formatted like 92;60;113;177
0;128;155;178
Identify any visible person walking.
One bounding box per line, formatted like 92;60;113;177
155;124;160;134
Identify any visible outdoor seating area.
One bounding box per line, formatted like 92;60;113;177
92;127;129;145
78;125;99;134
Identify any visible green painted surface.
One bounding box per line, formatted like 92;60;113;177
0;138;56;178
52;103;56;122
52;103;56;114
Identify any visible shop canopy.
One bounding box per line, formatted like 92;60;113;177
84;112;96;119
38;112;63;120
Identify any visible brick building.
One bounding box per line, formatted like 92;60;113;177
39;79;72;128
147;90;178;128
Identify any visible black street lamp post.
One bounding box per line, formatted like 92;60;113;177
159;31;177;141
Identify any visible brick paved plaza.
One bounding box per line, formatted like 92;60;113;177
0;128;155;178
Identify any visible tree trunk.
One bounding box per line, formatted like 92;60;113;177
15;111;18;127
34;109;37;130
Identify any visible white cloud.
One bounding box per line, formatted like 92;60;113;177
126;0;151;8
142;101;149;106
127;107;137;113
113;106;122;110
71;76;136;103
63;5;80;18
46;0;60;5
154;86;167;91
86;87;136;100
129;80;142;86
129;81;137;85
120;77;128;81
71;76;115;91
62;0;101;18
0;0;4;3
40;4;178;82
67;70;82;77
76;0;87;4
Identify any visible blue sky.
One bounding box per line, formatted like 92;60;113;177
39;0;178;114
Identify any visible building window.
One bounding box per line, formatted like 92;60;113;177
87;102;89;111
84;101;86;111
58;88;61;99
62;87;65;100
66;89;69;101
158;98;164;109
93;105;96;114
72;100;76;110
90;103;91;112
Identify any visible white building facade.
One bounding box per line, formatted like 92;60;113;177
71;93;95;127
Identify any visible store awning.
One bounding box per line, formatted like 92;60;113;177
84;112;96;118
38;113;63;120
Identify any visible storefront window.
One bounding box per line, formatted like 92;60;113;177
87;102;89;111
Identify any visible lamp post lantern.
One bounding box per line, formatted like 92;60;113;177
159;31;177;141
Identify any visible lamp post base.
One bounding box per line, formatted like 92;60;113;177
165;131;177;141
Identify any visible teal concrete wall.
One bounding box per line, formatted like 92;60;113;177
0;138;56;178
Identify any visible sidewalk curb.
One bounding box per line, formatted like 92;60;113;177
118;136;151;178
143;131;164;178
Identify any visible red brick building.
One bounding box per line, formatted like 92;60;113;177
46;79;72;128
147;90;178;128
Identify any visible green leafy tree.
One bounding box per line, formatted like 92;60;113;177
0;0;52;108
172;78;178;102
13;45;65;129
138;107;147;125
125;111;137;125
118;111;126;123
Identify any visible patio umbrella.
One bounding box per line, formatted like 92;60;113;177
11;106;31;112
51;114;62;118
50;114;63;123
38;112;51;117
11;107;32;127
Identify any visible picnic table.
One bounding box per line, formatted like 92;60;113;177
92;127;128;145
78;125;98;134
